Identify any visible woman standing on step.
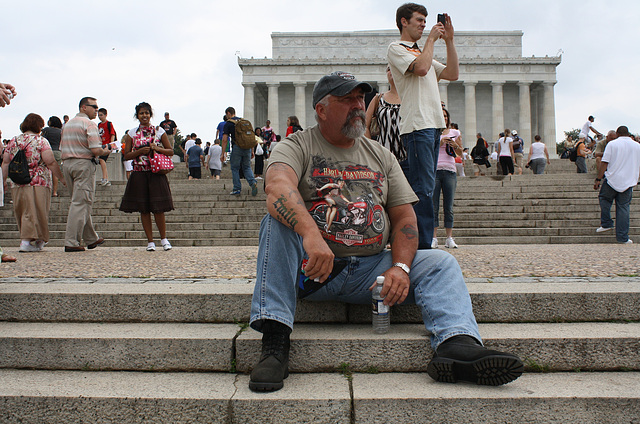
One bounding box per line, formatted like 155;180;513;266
119;102;174;252
2;113;65;253
496;129;515;175
527;135;550;174
364;66;405;162
432;108;462;249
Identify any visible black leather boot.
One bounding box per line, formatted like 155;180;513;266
249;320;292;392
427;335;524;386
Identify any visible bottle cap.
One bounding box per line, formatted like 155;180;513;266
376;275;384;284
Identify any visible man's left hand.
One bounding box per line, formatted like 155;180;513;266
442;13;455;42
369;265;410;306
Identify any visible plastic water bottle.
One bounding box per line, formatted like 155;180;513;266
372;276;390;334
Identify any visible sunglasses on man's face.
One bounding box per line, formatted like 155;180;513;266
86;104;99;109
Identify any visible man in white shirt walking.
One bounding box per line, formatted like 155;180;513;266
594;126;640;243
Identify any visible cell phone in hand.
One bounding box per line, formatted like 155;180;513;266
297;258;348;299
437;14;446;25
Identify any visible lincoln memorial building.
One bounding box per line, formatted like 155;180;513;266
238;30;561;156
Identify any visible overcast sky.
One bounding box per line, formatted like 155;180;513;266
2;0;638;143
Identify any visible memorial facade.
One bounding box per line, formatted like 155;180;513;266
238;30;561;156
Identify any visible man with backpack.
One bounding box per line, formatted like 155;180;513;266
511;130;524;175
570;138;591;173
221;107;258;196
97;108;116;186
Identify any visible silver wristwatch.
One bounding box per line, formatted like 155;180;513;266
393;262;411;275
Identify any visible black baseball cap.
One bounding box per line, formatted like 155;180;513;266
312;71;372;108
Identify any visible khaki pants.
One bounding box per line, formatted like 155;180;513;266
63;158;99;247
12;185;51;242
514;152;523;172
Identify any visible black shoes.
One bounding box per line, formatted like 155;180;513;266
427;335;524;386
249;320;291;392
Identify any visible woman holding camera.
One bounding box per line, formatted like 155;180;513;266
119;102;174;251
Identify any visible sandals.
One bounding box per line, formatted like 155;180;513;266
1;254;17;263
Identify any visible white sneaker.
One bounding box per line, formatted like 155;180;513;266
622;239;633;244
146;242;156;251
596;226;614;233
445;237;458;248
161;239;172;251
431;238;438;249
19;241;41;252
35;240;47;250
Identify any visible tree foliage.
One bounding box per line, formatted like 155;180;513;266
173;129;184;161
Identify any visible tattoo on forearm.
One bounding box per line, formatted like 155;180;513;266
400;224;418;240
273;195;299;230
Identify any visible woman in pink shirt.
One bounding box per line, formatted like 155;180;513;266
432;108;462;249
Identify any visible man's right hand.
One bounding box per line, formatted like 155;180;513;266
427;22;445;43
301;233;335;283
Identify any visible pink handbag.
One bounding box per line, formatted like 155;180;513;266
149;150;174;174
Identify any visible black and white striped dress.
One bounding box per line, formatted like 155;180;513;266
374;96;405;162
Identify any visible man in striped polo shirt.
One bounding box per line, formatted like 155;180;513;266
60;97;111;252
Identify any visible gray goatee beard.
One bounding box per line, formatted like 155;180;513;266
341;109;366;140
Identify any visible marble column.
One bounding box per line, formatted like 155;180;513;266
294;82;307;128
242;82;256;127
463;81;477;147
543;81;558;158
377;82;390;94
518;81;532;146
491;81;505;142
439;80;449;108
267;82;280;135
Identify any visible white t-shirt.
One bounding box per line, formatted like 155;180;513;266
529;142;546;160
602;136;640;192
207;144;222;170
580;120;593;138
387;42;446;135
184;139;196;154
498;137;513;157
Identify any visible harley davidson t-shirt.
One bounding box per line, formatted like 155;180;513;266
267;126;417;257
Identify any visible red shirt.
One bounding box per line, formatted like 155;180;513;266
98;121;116;147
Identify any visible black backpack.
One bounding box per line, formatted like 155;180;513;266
8;139;34;185
569;141;582;162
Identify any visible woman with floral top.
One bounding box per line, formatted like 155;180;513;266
119;102;174;251
1;113;65;252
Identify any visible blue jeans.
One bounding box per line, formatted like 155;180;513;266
433;170;457;229
249;215;481;350
599;180;633;242
230;145;257;191
400;128;441;249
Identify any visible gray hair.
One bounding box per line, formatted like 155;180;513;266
314;95;331;123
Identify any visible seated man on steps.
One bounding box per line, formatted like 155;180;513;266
248;71;523;392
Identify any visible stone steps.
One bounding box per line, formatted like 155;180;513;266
2;173;639;247
4;370;636;424
1;277;639;422
1;321;638;373
2;279;639;323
